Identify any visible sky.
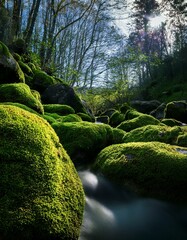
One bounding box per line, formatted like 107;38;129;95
113;0;167;36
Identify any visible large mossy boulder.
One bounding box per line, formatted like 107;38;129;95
0;105;85;240
93;142;187;203
117;114;160;132
0;41;25;83
0;83;44;114
109;110;126;127
42;83;88;114
130;100;161;114
33;69;57;93
164;101;187;123
123;124;182;144
51;121;113;165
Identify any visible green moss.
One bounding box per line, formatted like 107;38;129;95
120;103;132;114
0;41;10;57
109;111;126;127
59;114;82;123
123;124;182;144
43;104;75;115
44;112;63;120
93;141;187;203
0;105;85;239
18;60;33;76
42;114;57;124
28;62;37;71
0;83;44;114
31;90;41;102
51;121;113;164
125;109;143;120
33;69;56;92
25;74;34;88
0;41;25;83
13;53;22;61
161;118;183;127
0;102;39;115
77;112;94;122
117;114;160;132
112;128;126;144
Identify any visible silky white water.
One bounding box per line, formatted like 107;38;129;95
78;170;187;240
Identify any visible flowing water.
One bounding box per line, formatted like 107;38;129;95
78;170;187;240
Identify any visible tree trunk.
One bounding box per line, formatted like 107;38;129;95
24;0;41;45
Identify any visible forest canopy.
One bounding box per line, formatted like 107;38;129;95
0;0;187;96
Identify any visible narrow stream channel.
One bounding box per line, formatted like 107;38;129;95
78;170;187;240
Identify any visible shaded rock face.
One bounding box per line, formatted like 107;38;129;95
130;100;161;114
0;41;25;83
42;83;87;113
164;101;187;123
0;105;85;240
150;103;166;120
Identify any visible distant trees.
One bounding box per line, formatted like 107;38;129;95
0;0;187;91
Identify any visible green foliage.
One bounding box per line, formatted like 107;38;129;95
0;83;44;114
0;105;85;239
93;141;187;203
43;104;75;115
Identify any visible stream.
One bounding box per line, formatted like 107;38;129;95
78;170;187;240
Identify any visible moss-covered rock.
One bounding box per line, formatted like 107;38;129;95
59;114;82;123
125;109;143;120
77;112;94;122
93;141;187;203
42;83;88;114
51;121;113;165
123;124;182;144
44;112;62;120
109;110;126;127
112;128;126;144
42;114;57;125
176;126;187;147
130;100;161;114
43;104;75;115
18;60;33;77
164;101;187;123
161;118;183;127
33;69;56;93
0;83;44;114
117;114;160;132
0;102;39;115
0;105;85;240
0;41;25;83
